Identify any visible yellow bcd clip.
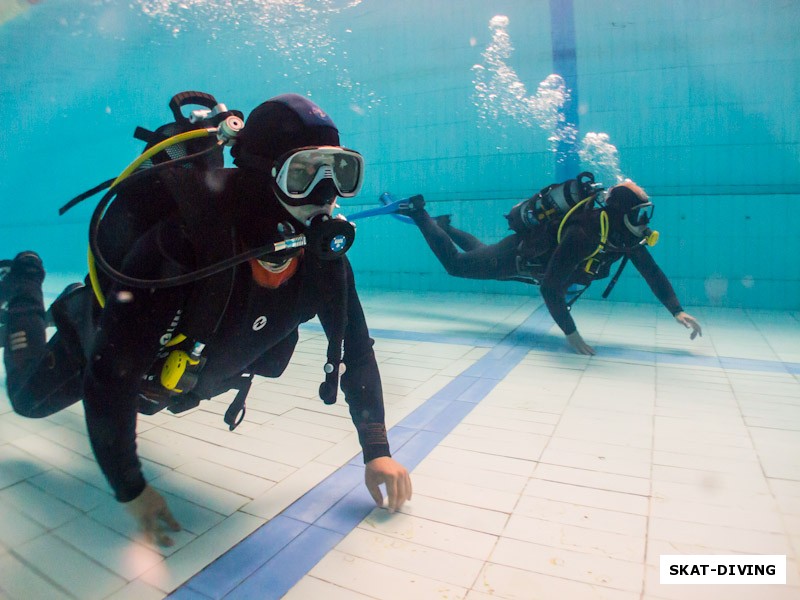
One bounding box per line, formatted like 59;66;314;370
160;350;201;393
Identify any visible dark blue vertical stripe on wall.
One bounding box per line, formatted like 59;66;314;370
550;0;580;180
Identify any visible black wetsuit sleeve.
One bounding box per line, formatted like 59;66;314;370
540;225;599;336
82;226;191;502
318;258;390;463
629;246;684;315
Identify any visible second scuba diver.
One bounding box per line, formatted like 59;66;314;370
397;178;702;355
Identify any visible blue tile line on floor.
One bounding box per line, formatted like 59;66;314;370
173;303;554;600
303;321;800;376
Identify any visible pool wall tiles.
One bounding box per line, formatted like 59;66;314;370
1;0;798;308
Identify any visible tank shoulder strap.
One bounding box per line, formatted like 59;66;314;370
157;168;238;341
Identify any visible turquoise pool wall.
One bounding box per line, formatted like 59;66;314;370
1;0;798;309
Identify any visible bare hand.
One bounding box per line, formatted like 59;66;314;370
124;484;181;547
675;311;702;340
566;331;596;355
365;456;412;513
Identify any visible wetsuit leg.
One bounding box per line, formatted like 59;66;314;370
411;210;519;279
440;220;487;252
2;254;82;418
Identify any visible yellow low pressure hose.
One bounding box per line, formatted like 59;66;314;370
88;128;217;308
557;196;594;244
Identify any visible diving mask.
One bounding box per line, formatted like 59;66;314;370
621;202;659;246
272;146;364;206
623;201;654;237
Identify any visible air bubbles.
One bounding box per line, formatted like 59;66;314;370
489;15;509;29
579;133;624;185
472;16;575;155
132;1;377;108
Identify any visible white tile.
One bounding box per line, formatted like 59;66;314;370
142;426;296;482
336;528;484;588
523;478;649;515
490;536;643;592
87;494;201;555
441;431;546;462
477;562;640;600
148;470;250;516
175;459;275;499
0;419;34;445
652;479;777;512
651;464;770;494
28;468;110;512
135;436;190;470
460;411;556;436
0;551;72;600
282;406;355;431
161;417;331;468
37;424;94;457
414;457;528;494
139;511;265;593
15;534;126;600
400;494;509;536
314;434;363;467
283;576;376;600
409;472;519;513
514;495;647;537
539;446;651;479
309;550;468;600
0;481;81;529
503;513;645;562
11;433;84;469
650;495;785;532
361;509;497;560
53;516;164;580
0;443;49;488
105;579;169;600
0;498;46;547
533;463;651;496
242;461;337;520
648;517;794;555
426;445;537;477
261;414;352;444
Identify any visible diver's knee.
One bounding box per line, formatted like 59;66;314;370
8;393;49;419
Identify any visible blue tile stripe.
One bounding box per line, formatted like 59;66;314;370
308;320;800;376
173;301;798;599
173;304;555;599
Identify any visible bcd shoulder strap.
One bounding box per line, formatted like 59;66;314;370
157;168;238;341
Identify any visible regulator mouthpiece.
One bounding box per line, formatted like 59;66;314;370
641;228;660;247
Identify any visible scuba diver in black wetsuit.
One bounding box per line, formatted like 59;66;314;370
0;93;412;546
398;178;702;355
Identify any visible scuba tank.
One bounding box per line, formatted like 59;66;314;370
506;171;600;234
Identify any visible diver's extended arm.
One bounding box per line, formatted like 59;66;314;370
540;224;598;337
629;246;702;341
